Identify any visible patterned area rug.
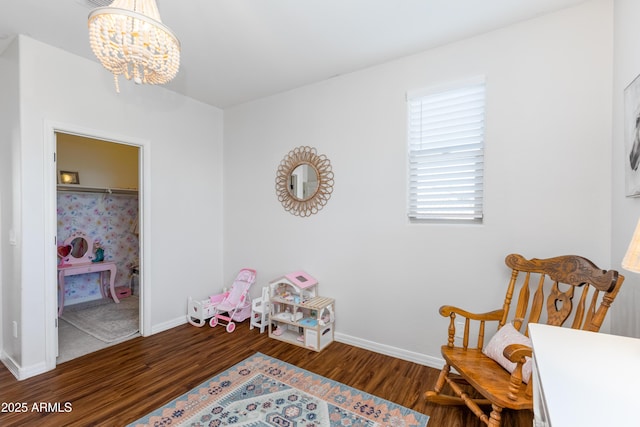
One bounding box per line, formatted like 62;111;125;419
129;352;429;427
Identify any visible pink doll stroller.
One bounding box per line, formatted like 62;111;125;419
209;268;256;332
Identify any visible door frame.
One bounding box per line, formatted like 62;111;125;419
44;120;151;370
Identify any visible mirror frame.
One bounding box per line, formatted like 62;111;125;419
275;146;334;217
60;231;94;265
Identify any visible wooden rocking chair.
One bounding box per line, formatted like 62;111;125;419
425;254;624;427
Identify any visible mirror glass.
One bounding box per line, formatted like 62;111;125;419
289;163;318;201
70;237;89;258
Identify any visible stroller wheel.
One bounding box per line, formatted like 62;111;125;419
226;322;236;333
210;317;218;327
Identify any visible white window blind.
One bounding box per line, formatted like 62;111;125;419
407;79;485;221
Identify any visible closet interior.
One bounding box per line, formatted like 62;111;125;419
55;133;141;363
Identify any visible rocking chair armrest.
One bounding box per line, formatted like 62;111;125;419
503;343;534;401
502;343;532;364
439;305;504;322
440;306;505;349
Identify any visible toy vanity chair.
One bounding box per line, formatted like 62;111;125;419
209;268;256;332
250;286;270;333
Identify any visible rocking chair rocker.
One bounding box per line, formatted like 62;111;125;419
425;254;624;427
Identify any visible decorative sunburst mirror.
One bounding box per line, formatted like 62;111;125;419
275;146;334;217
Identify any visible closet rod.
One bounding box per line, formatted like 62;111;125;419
57;185;138;195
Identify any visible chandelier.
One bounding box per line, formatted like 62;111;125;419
88;0;181;92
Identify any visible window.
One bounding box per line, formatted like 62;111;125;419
407;78;485;222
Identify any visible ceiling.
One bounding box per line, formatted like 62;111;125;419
0;0;588;109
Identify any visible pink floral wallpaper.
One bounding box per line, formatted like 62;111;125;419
57;192;139;304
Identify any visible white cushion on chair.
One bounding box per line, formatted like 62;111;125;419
483;323;532;383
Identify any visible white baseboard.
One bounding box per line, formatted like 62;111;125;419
1;351;49;380
149;319;445;369
4;317;444;381
148;318;445;368
150;315;187;335
334;332;445;369
1;352;20;379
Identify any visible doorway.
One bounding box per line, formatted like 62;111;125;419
55;132;141;362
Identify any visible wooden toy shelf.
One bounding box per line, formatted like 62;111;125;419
268;277;335;352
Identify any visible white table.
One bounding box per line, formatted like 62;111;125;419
530;323;640;427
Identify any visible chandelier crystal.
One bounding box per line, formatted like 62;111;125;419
88;0;181;92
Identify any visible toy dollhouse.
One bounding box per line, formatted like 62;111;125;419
268;272;334;352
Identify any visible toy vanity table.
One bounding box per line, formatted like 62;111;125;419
57;232;118;316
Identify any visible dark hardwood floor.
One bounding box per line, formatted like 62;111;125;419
0;321;532;426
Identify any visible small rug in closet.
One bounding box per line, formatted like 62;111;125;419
60;295;139;343
128;352;429;427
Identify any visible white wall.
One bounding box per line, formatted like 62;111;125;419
0;38;21;368
224;0;614;364
612;0;640;338
1;35;224;378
